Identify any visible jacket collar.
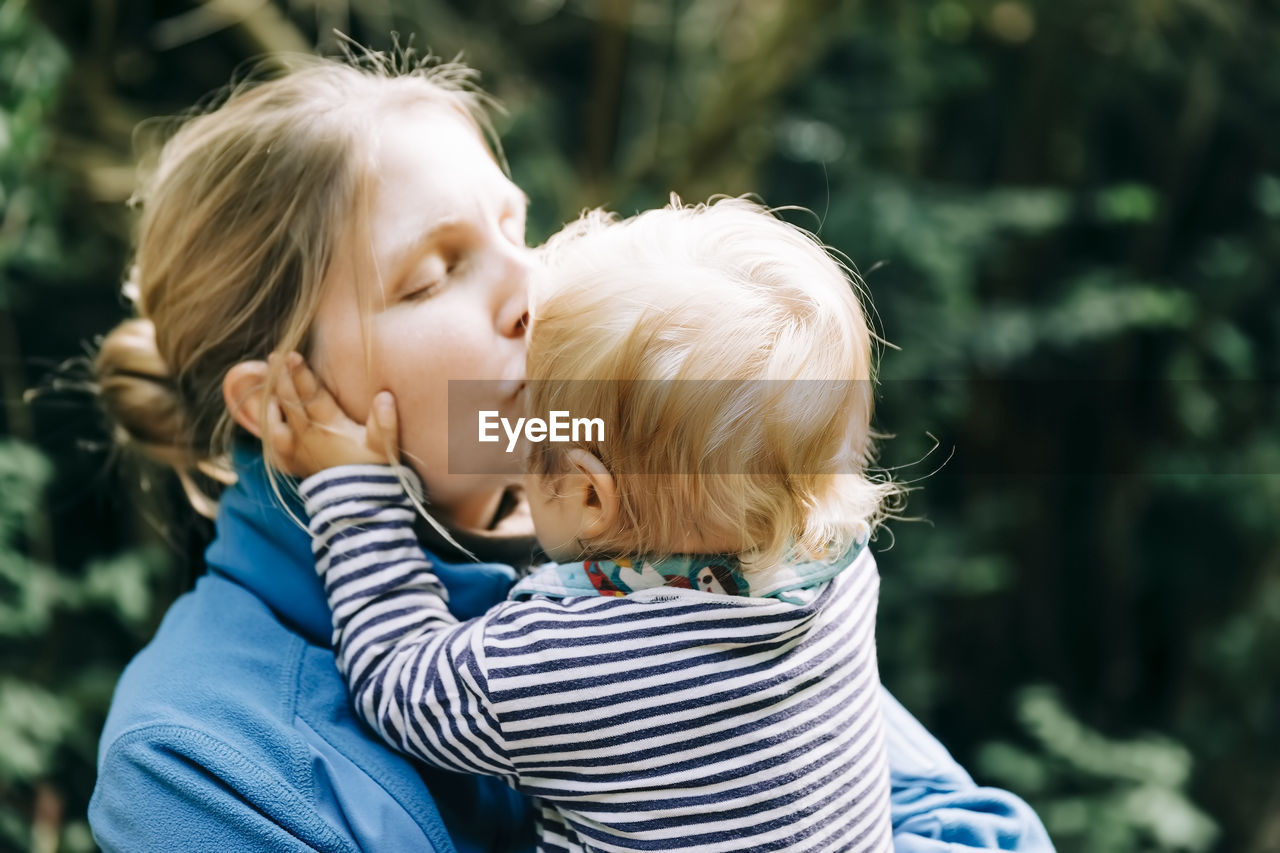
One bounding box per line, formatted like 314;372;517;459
204;446;521;646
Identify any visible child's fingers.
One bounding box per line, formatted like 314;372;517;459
265;397;295;463
273;353;305;420
285;352;348;426
365;391;400;460
284;352;320;402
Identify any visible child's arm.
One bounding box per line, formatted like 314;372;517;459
267;354;517;783
300;466;518;780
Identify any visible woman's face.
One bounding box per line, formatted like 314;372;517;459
311;103;532;526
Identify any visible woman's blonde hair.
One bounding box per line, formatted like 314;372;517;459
527;196;899;573
95;52;497;516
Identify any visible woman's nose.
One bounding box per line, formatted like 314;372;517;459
497;245;533;340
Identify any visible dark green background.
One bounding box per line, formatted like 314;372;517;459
1;1;1277;850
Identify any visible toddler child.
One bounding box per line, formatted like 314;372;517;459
268;197;897;852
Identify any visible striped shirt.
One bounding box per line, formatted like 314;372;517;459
302;466;893;853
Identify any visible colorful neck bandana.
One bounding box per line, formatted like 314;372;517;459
509;528;869;606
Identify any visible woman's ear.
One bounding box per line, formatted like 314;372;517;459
562;447;618;539
223;360;270;439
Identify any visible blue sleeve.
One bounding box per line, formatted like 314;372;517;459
90;725;361;853
883;688;1056;852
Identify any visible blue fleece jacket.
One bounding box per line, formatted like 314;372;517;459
89;449;1053;852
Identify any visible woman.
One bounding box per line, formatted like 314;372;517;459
89;54;1052;852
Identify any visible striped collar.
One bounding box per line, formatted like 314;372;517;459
509;530;868;606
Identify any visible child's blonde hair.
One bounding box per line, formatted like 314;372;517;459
527;196;896;573
94;52;497;515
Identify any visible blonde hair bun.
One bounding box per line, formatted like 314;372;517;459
95;317;189;465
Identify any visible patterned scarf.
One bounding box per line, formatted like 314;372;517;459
509;528;869;606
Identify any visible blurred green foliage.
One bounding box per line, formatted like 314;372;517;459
0;0;67;285
2;0;1277;850
979;686;1217;851
0;435;170;851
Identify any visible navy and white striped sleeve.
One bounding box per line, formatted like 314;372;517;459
298;465;516;781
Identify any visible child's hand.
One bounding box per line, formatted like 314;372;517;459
266;352;400;479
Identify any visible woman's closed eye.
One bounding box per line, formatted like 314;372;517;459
401;266;444;300
403;280;442;301
400;253;455;301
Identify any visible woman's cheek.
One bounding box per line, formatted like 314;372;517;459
311;348;372;425
395;388;450;468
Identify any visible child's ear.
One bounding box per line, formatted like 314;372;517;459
561;448;617;539
223;360;270;439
